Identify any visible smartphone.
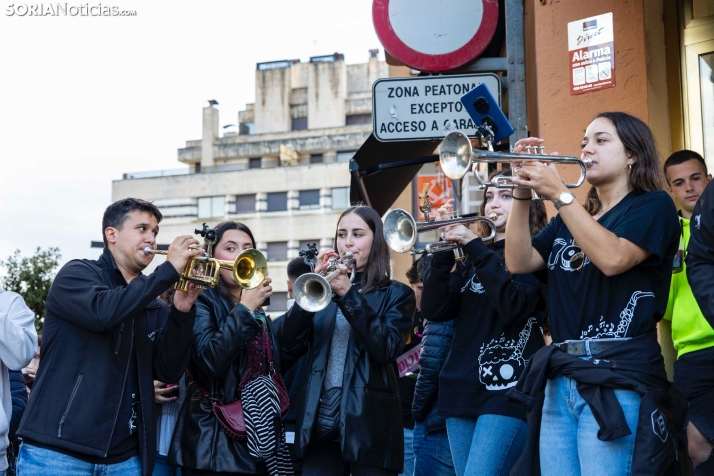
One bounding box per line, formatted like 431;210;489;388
165;383;179;399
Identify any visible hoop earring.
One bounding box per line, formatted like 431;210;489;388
628;163;632;171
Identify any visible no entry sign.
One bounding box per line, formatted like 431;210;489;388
373;0;499;72
372;73;501;142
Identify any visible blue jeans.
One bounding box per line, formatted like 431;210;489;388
539;374;641;476
445;414;528;476
399;427;414;476
153;452;180;476
412;422;455;476
17;442;141;475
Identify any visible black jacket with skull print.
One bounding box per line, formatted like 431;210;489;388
421;238;547;420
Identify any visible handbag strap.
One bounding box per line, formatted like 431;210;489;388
186;369;225;405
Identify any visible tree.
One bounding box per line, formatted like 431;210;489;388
0;247;61;334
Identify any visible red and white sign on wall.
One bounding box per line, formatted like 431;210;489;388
373;0;499;72
568;13;615;95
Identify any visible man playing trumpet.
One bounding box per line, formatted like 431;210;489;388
17;198;203;476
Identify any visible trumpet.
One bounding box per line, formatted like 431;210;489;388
440;130;591;188
293;252;356;312
383;208;497;256
144;246;268;291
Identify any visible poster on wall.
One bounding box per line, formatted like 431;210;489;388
568;13;615;95
415;174;453;220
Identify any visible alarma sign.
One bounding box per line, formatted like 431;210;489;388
568;13;615;95
372;73;501;142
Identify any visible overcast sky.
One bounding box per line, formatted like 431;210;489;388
0;0;381;271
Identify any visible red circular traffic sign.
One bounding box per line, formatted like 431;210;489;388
373;0;499;72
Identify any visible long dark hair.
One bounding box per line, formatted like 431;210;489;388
208;221;257;303
585;112;664;215
476;169;547;238
333;205;391;294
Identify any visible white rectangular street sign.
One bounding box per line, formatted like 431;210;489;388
372;73;501;142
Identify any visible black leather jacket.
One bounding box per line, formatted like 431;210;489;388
412;319;455;434
168;287;312;474
275;280;415;473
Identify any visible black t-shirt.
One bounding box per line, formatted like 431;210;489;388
532;190;679;343
422;239;546;420
107;345;140;458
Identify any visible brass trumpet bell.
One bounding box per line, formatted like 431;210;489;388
144;247;267;291
230;248;268;290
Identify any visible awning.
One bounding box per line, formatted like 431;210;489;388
349;134;439;217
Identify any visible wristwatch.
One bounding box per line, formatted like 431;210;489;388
553;192;575;210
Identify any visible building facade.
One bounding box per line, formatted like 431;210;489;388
113;51;389;314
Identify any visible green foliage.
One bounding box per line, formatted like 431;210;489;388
0;247;61;334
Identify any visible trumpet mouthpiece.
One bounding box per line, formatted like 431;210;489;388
582;157;593;167
488;213;497;220
143;246;154;255
343;251;353;260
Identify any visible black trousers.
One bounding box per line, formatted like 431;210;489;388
302;442;397;476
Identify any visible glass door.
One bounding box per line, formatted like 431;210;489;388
682;0;714;171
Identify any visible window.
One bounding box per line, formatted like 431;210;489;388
266;192;288;212
346;114;372;125
336;151;356;163
331;187;350;210
240;122;255;135
235;194;255;214
267;242;288;261
249;157;261;169
310;153;323;164
291;117;307;131
299;190;320;210
197;196;225;219
266;292;289;314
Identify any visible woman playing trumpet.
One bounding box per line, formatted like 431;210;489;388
505;112;680;475
169;221;304;475
420;170;547;476
278;205;415;476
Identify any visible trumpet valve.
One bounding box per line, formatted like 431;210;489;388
582;157;593;167
538;146;546;154
525;145;533;154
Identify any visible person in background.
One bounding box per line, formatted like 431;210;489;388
685;176;714;475
153;288;183;476
662;150;713;475
398;259;424;476
0;287;39;476
21;336;40;392
409;256;456;476
275;256;312;475
286;257;312;311
7;370;28;474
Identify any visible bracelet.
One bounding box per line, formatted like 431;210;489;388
512;195;532;201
